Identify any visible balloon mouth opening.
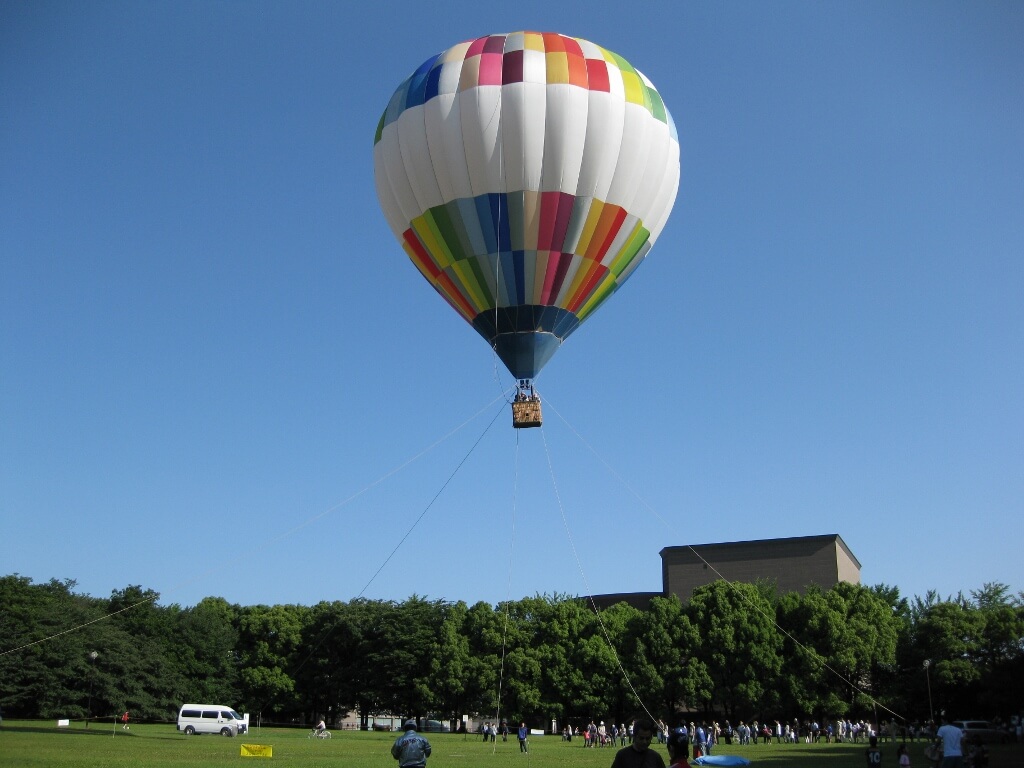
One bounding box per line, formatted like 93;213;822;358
490;331;560;380
471;305;580;379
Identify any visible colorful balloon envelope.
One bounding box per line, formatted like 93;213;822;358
374;32;680;381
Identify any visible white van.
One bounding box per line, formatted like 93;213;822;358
177;704;247;736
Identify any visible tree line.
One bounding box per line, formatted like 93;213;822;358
1;574;1020;729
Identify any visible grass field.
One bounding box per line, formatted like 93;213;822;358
0;722;1020;768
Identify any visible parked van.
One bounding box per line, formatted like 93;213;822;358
177;704;247;736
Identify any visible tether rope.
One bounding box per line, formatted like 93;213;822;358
491;428;519;754
542;394;906;724
540;424;660;726
0;392;511;657
276;395;508;701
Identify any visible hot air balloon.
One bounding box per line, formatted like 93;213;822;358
373;32;679;427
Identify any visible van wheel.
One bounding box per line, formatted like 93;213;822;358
221;728;233;737
184;726;195;735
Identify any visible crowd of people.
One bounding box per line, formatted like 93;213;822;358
391;713;1016;768
561;720;632;747
560;716;891;754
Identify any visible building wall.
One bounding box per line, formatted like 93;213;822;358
660;534;860;601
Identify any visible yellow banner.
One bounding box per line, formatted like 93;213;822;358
240;743;273;758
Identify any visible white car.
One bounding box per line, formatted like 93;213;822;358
177;704;247;736
951;720;1008;744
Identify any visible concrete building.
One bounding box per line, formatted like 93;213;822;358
660;533;861;601
586;533;861;610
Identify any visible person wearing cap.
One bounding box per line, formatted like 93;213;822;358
611;718;666;768
392;720;432;768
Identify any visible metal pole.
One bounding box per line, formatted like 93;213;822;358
87;651;98;728
923;659;934;726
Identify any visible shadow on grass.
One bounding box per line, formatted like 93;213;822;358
0;723;192;740
0;724;133;737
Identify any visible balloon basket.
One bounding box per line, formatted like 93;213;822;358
512;398;542;429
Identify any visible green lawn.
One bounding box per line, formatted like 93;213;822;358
0;722;1019;768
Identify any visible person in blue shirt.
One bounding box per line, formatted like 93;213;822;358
518;722;529;752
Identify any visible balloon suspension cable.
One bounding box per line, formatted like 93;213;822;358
511;380;542;429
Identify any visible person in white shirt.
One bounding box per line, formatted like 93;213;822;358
934;716;963;768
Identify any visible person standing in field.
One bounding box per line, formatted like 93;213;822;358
866;735;882;767
392;720;432;768
610;718;666;768
518;722;529;752
934;715;963;768
121;711;130;730
666;727;690;768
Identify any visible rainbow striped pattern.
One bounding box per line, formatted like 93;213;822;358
374;32;680;379
375;32;670;140
401;191;651;323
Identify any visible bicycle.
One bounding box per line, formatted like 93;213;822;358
309;728;332;739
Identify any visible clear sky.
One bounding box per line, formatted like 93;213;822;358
2;1;1021;611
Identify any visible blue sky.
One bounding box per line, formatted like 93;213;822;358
2;1;1021;611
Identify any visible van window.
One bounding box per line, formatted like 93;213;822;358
181;709;201;718
202;710;220;719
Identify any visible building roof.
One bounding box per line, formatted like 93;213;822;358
660;533;861;570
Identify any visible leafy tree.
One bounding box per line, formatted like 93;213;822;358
624;594;709;721
428;600;473;730
171;597;241;706
292;600;351;724
588;601;642;724
915;598;985;716
105;585;181;720
777;583;899;720
460;600;504;722
328;598;394;729
492;597;546;724
365;596;445;722
688;580;782;719
531;596;598;725
235;603;309;718
1;573;1019;729
0;577;101;718
969;583;1024;715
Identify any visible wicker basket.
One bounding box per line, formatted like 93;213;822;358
512;399;542;429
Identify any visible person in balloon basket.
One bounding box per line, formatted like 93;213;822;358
392;720;432;768
610;718;666;768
